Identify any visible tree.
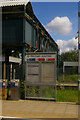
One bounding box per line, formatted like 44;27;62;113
59;49;78;68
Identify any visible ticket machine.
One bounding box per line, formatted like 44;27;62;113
2;79;7;100
0;79;2;99
11;79;20;100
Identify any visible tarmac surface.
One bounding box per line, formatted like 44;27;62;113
2;100;79;119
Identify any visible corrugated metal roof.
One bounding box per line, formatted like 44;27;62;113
0;0;30;7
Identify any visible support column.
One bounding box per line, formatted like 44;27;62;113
31;17;34;49
57;50;59;81
63;63;65;88
22;46;25;81
10;64;12;80
3;63;6;80
5;49;10;99
43;38;45;52
22;6;26;81
38;29;41;50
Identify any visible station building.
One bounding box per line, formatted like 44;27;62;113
0;0;59;100
1;0;58;80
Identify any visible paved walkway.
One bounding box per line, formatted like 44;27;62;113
2;100;78;118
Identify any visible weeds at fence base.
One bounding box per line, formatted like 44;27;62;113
20;80;78;102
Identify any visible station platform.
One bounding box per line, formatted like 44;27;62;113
1;100;78;119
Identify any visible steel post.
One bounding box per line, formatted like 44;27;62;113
78;30;80;82
5;49;10;99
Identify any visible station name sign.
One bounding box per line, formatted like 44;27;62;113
25;53;56;62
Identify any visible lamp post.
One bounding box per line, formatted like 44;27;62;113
78;30;80;88
75;32;80;102
78;29;80;120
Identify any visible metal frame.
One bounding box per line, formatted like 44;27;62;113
25;52;57;100
63;62;78;86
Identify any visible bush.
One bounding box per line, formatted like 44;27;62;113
20;80;25;99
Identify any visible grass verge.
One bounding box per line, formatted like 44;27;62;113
56;88;78;102
58;74;78;83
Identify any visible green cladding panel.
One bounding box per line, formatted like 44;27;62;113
2;18;23;45
32;27;36;48
25;21;32;45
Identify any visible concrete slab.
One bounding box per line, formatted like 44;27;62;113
2;100;78;118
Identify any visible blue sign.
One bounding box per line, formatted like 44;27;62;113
11;83;15;88
11;83;18;88
27;58;36;62
78;44;80;50
0;83;2;88
2;83;5;88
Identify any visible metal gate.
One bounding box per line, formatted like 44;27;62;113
25;52;57;100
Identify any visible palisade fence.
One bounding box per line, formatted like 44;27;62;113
57;67;78;103
2;63;56;100
2;64;78;101
25;61;56;100
58;67;78;84
2;64;23;80
2;64;25;99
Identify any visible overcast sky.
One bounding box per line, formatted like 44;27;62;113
32;2;78;53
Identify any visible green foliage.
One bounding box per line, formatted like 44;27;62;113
26;86;55;98
20;81;25;99
57;88;78;102
59;49;78;68
58;74;78;83
11;50;20;58
23;85;78;102
26;86;40;97
40;87;55;98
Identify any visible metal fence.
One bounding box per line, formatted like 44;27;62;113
2;63;78;102
58;67;78;84
2;62;56;100
25;61;56;100
2;63;22;80
57;67;78;103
